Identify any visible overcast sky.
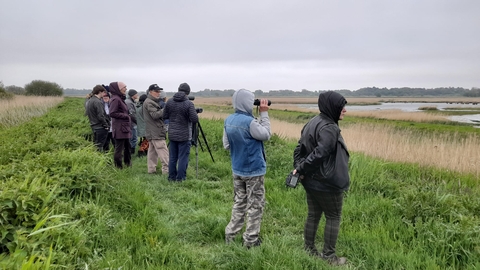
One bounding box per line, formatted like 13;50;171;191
1;0;479;92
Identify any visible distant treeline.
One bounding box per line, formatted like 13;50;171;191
63;86;480;97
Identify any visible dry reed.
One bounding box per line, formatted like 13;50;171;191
200;111;480;177
347;109;451;122
191;96;480;106
0;95;64;128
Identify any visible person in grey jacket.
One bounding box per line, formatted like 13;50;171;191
143;85;169;174
292;91;349;266
126;89;139;154
85;85;109;151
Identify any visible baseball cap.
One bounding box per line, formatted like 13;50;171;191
148;84;163;91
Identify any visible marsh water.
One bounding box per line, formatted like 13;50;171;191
297;102;480;125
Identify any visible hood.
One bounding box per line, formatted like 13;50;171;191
109;82;126;100
173;91;189;102
318;91;347;124
232;89;254;115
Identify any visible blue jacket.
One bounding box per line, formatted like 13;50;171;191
223;89;271;177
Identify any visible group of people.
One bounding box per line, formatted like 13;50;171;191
85;82;198;181
222;90;350;266
87;84;350;266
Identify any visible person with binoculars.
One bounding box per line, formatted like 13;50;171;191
223;89;271;248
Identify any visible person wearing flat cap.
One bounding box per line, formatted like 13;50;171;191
126;89;139;155
163;82;199;181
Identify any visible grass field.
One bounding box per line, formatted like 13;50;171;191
0;97;479;269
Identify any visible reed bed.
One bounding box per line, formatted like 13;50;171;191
0;95;64;128
192;96;480;105
347;109;451;122
343;124;480;177
200;111;480;177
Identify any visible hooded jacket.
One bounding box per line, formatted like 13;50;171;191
293;91;350;192
108;82;132;139
163;91;198;142
223;89;271;177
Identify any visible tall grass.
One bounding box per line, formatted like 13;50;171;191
1;98;479;269
0;95;64;128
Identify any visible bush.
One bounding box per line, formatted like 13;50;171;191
5;85;26;95
0;82;14;100
25;80;63;96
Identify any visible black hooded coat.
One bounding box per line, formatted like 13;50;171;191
293;91;350;192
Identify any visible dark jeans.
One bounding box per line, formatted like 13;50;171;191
168;140;191;181
304;190;344;257
114;138;132;169
130;126;137;153
93;128;108;152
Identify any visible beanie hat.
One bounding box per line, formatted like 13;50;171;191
117;82;126;92
178;83;191;95
128;89;138;97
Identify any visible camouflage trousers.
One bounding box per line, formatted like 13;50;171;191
225;174;265;245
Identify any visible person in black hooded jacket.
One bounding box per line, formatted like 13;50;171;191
292;91;349;266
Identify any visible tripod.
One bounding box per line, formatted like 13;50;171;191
192;121;215;178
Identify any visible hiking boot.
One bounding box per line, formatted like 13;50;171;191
244;238;262;249
321;253;347;266
304;244;321;257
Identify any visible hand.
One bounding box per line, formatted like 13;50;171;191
259;99;269;112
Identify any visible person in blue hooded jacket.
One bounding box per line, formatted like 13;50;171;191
223;89;271;248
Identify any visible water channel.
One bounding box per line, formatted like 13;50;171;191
297;102;480;125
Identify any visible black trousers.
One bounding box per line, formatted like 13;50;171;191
113;138;131;168
93;128;108;152
304;190;344;257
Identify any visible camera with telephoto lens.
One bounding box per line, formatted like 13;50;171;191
188;96;195;101
253;99;271;106
285;172;299;188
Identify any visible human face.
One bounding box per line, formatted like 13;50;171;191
150;90;160;98
339;106;347;120
120;85;127;95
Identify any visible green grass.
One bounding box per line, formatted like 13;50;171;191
1;98;479;269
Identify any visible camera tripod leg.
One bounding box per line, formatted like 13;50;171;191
197;121;215;163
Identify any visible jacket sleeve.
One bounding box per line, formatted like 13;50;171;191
295;124;338;174
127;102;137;124
223;127;230;150
145;101;164;120
95;101;109;128
249;111;271;141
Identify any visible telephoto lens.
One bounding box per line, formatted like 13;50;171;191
253;99;271;106
188;96;195;101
